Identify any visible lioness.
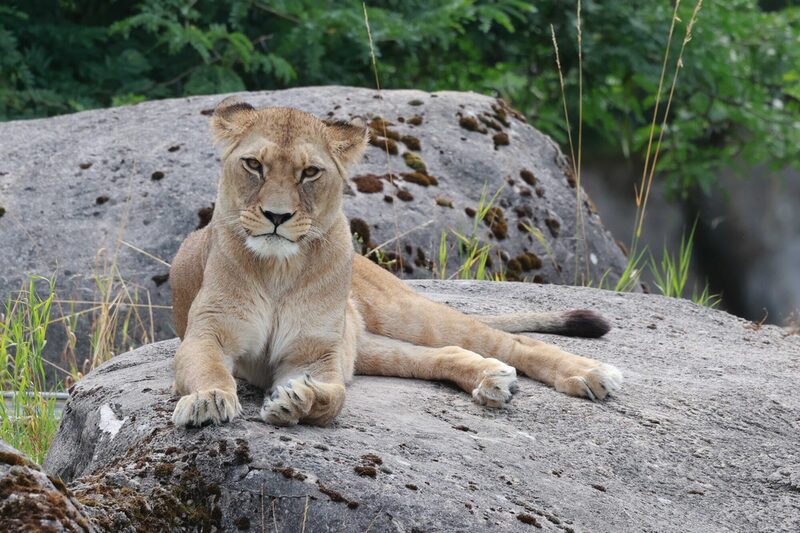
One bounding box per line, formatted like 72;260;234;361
170;97;622;427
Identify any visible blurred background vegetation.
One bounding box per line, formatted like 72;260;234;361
1;0;799;322
2;0;798;195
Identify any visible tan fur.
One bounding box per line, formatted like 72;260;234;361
170;99;622;427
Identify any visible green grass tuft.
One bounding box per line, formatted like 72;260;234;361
0;276;62;464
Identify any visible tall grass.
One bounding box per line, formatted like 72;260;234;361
550;0;716;306
650;223;720;307
438;185;506;281
0;276;61;463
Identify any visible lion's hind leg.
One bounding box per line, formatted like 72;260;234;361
355;333;518;407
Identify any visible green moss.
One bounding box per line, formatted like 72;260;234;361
368;136;398;155
545;218;561;237
414;248;431;269
491;103;510;127
492;132;510;149
351;174;384;193
435;197;453;208
273;466;307;481
401;171;436;187
402;152;427;173
407;115;424;126
369;117;393;131
492;99;526;124
396;189;414;202
517;513;541;527
565;167;577;188
458;115;487;134
520;169;536;185
353;465;377;478
478;115;502;131
400;135;421;151
517;252;543;271
381;129;401;141
350;218;371;244
483;206;508;240
369;118;401;140
154;463;175;479
408;99;424;106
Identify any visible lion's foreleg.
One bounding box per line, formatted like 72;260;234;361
172;334;242;427
260;342;346;427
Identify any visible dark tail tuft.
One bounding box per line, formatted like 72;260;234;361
563;310;611;338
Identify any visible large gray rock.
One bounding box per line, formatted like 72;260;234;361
0;87;627;364
0;440;91;531
44;281;800;532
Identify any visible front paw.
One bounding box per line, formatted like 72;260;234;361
260;375;315;426
172;389;241;427
472;363;518;408
555;364;623;401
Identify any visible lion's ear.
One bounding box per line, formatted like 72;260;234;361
325;117;369;167
210;96;257;145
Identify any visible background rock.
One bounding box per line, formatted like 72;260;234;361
584;158;800;325
0;87;628;372
44;281;800;532
0;440;91;531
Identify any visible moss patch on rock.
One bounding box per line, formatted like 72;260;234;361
352;174;385;194
492;132;510;149
401;171;437;187
458;115;487;134
483;206;508;240
402;152;427;173
400;135;421;151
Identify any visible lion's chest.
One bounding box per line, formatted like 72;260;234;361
227;300;297;387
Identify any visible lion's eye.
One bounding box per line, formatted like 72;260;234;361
301;166;321;180
243;158;262;172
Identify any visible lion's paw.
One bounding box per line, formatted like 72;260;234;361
472;364;518;408
260;374;315;426
172;389;241;427
556;363;623;401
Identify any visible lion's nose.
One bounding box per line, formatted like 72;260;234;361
260;209;294;227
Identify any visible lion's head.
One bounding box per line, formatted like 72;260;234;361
209;97;368;260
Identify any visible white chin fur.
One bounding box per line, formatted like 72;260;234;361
245;235;300;260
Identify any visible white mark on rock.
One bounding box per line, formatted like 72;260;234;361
590;253;598;265
99;404;126;438
517;431;537;443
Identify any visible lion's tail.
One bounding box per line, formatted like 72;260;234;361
476;309;611;338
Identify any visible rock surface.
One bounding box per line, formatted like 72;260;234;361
0;440;91;531
0;87;627;354
43;281;800;532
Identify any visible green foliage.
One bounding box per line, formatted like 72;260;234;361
0;1;797;194
0;276;62;464
593;223;720;307
445;184;505;281
649;223;721;307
